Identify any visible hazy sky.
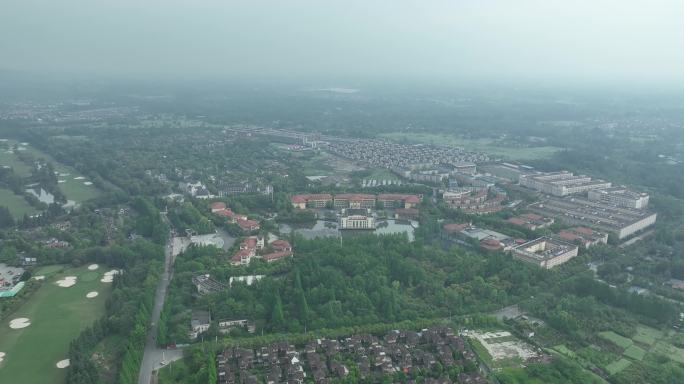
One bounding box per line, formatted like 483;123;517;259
2;0;683;85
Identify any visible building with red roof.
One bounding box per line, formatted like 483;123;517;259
507;213;554;231
377;194;422;209
210;202;227;212
558;227;608;248
290;194;333;209
333;193;376;209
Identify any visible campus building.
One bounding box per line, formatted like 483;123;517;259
512;237;579;269
557;227;608;248
519;171;611;196
442;188;506;214
333;193;376;209
339;209;376;230
506;213;554;231
290;194;333;209
587;187;649;209
377;194;422;209
528;196;657;240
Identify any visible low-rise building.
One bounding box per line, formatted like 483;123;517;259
588;186;649;209
558;227;608;248
506;213;554;230
189;310;211;339
512;237;579;269
377;194;421;209
333;193;376;209
528;196;657;239
520;171;611;196
290;194;333;209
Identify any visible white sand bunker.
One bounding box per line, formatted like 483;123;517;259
88;264;99;270
100;269;120;283
56;276;77;288
0;352;6;363
56;359;70;368
33;275;45;280
86;291;99;298
83;181;93;186
74;176;85;180
9;318;31;329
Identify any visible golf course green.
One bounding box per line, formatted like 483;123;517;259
0;264;111;384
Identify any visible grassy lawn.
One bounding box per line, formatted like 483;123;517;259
468;337;493;366
605;358;631;375
366;168;399;181
598;331;633;349
623;345;646;361
0;265;111;384
0;150;33;176
632;325;662;346
652;341;684;364
552;344;577;358
59;178;99;202
0;140;100;203
380;132;561;161
0;188;37;218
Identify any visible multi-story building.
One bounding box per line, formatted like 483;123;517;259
340;209;375;230
528;196;656;240
519;171;611;196
512;237;579;269
377;194;422;209
443;188;506;214
557;227;608;248
588;187;649;209
290;194;333;209
507;213;554;230
333;193;376;209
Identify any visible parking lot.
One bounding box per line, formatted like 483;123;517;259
0;263;25;288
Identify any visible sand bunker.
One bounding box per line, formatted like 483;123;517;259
56;276;77;288
100;269;120;283
9;318;31;329
33;275;45;280
88;264;99;270
86;291;99;298
74;176;85;180
83;181;93;186
0;352;5;363
56;359;70;368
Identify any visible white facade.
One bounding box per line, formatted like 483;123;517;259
340;215;375;230
588;187;649;209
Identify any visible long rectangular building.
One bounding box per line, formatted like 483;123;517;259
512;237;579;269
520;171;611;196
528;196;656;240
587;187;649;209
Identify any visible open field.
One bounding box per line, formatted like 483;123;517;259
552;344;576;358
598;331;633;349
623;345;646;361
379;132;562;161
0;265;110;384
366;168;400;181
0;140;100;204
605;358;631;375
652;341;684;364
0;188;37;218
632;325;662;346
0;149;33;176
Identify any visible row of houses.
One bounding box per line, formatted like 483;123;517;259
211;202;261;232
442;187;507;214
216;326;487;384
290;193;421;210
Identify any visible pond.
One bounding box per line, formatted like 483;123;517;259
279;219;418;242
25;188;77;209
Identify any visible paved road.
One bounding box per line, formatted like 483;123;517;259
137;236;189;384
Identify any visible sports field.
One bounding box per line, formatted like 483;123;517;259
0;265;111;384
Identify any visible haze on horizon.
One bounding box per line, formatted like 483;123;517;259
1;0;683;87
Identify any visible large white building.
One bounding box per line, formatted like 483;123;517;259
588;187;649;209
512;237;579;269
520;171;611;196
340;215;375;230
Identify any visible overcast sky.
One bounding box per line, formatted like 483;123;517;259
1;0;683;85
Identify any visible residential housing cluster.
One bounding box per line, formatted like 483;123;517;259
216;326;487;384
